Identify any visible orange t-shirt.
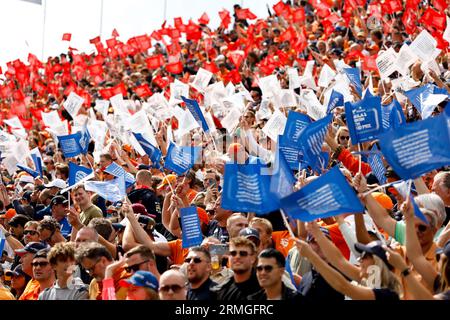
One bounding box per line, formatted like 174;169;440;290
0;287;15;300
187;189;198;203
272;230;296;257
168;239;190;265
318;222;351;260
19;279;40;300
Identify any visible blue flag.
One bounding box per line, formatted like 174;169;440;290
392;180;428;225
181;96;209;133
164;142;201;175
30;151;43;177
269;148;296;207
327;90;344;114
283;111;312;144
345;94;383;143
378;114;450;180
278;134;305;170
79;125;91;155
280;166;364;222
68;162;93;186
17;164;40;178
0;237;5;259
114;173;127;198
298;114;332;172
343;68;362;97
104;162;135;188
84;180;124;203
180;206;204;248
133;132;162;168
367;145;387;185
222;163;278;214
404;84;449;119
382;99;406;131
58;132;82;158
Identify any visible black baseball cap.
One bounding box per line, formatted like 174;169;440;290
14;242;49;256
50;196;68;207
355;241;393;270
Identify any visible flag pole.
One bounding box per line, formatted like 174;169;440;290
358;143;362;174
280;209;296;239
40;0;47;60
99;0;104;37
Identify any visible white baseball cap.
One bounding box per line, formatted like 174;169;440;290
44;178;67;189
19;175;34;184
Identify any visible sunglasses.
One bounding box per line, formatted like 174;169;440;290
32;261;49;267
124;260;150;273
184;257;203;264
256;265;276;273
24;230;39;236
417;224;428;233
159;284;185;293
229;250;250;257
339;136;350;141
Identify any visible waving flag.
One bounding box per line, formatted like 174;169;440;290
404;84;449;119
283;111;312;144
378;114;450;180
104;162;135;188
164;142;201;175
343;68;363;97
58;132;82;158
222;163;278;214
180;206;203;248
30;147;43;177
269;148;296;207
298;114;332;172
181;96;209;132
278;134;306;170
345;94;383;143
281;166;364;222
17;164;40;178
327;90;344;114
367;145;387;184
381;99;406;131
392;180;428;224
84;180;124;203
78;125;91;155
133;133;162;168
68;162;93;186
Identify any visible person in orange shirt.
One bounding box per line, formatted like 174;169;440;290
15;242;50;300
249;217;295;257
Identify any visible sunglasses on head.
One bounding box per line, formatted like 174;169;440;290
159;284;185;293
32;261;49;267
229;250;250;257
256;265;276;273
184;257;203;264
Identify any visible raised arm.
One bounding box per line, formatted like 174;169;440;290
0;224;24;251
307;221;361;281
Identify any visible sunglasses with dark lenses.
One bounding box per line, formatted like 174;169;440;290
229;250;250;257
256;265;275;273
159;284;185;293
24;230;39;236
32;261;49;267
184;257;203;264
339;136;350;141
124;260;150;273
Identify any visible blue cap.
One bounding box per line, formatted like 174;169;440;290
120;271;159;291
15;242;49;256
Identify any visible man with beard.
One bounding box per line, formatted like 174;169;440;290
185;246;216;300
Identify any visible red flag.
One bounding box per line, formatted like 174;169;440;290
135;34;152;51
432;0;448;11
106;38;117;48
292;7;305;23
198;12;210;25
169;28;181;40
203;61;219;74
151;30;162;41
273;1;288;16
310;0;331;18
146;55;165;69
419;7;446;31
381;0;403;15
62;33;72;41
112;28;120;38
153;75;169;89
280;27;296;42
112;83;127;97
219;9;231;29
402;8;418;35
89;36;101;44
88;64;103;77
224;69;241;84
362;54;378;72
134;84;152;98
236;8;257;20
174;17;184;29
165;61;183;74
227;51;245;68
99;87;114;100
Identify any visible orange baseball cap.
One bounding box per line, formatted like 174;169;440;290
157;174;177;190
372;192;394;210
0;208;16;220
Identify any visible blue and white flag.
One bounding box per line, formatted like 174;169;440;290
269;148;296;207
280;166;364;222
68;162;93;187
345;94;382;143
180;206;204;248
298;114;332;172
84;180;124;203
343;68;363;97
0;235;5;259
392;180;428;224
327;90;344;114
378;114;450;180
278;134;304;170
78;125;91;155
58;132;82;158
222;163;278;214
30;148;43;177
104;162;135;188
367;145;387;185
181;96;209;133
404;84;449;120
164;142;201;175
381;99;406;131
283;111;312;144
16;164;40;178
133;132;162;168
